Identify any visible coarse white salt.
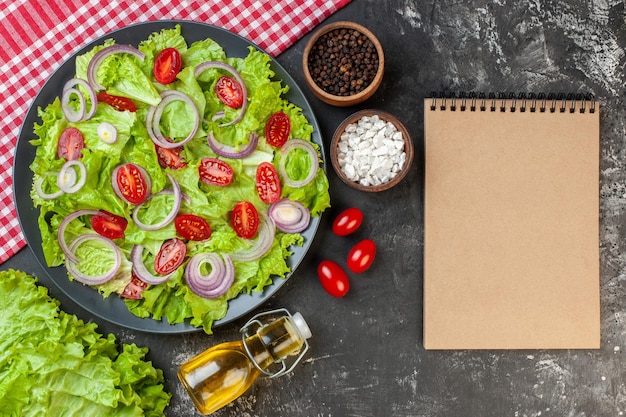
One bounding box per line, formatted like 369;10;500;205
336;114;406;186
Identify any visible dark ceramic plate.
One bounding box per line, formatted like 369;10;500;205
13;20;323;334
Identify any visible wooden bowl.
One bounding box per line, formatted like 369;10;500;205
331;110;413;192
302;21;384;107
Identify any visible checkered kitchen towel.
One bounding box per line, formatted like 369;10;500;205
0;0;350;264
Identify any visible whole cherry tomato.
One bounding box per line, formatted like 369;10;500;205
120;273;148;299
114;163;150;205
231;201;259;239
256;162;281;203
154;238;187;275
215;75;244;109
347;239;377;273
265;111;291;148
90;210;128;239
332;207;364;236
153;47;182;84
175;214;212;241
199;157;234;186
97;91;136;112
317;260;350;297
57;127;84;161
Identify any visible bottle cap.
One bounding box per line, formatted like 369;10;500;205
292;312;312;340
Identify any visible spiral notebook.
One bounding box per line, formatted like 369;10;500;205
423;93;600;350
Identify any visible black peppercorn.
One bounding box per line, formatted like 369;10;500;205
308;27;379;97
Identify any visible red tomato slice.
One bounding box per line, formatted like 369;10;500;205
156;142;187;169
97;91;136;112
153;47;182;84
317;260;350;297
175;214;212;241
215;75;244;109
57;127;85;161
332;207;364;236
231;201;259;239
120;273;148;299
199;158;234;186
265;112;291;148
347;239;377;273
91;210;128;239
154;238;187;275
255;162;282;204
115;163;150;205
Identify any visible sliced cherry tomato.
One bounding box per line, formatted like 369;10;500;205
231;201;259;239
153;47;182;84
57;127;85;161
215;75;244;109
115;163;150;205
156;142;187;169
199;157;234;186
154;238;187;275
255;162;282;204
120;273;148;299
265;112;290;148
175;214;212;241
332;207;364;236
97;91;136;112
347;239;377;273
90;210;128;239
317;260;350;297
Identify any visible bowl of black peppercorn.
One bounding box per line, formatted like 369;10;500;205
302;21;384;107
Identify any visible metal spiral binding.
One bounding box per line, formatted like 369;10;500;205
429;91;595;113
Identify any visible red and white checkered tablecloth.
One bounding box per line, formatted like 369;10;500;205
0;0;350;264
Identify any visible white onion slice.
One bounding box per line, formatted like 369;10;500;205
231;213;276;262
146;90;199;149
185;252;234;298
268;198;311;233
57;209;101;264
132;173;181;230
97;121;118;144
61;87;85;122
130;244;173;285
65;234;121;285
87;44;145;91
57;160;86;194
34;173;63;200
62;78;97;121
278;138;319;188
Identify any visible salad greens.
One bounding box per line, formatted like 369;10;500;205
0;269;171;416
29;24;330;333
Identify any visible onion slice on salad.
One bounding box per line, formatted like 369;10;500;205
87;44;145;91
230;212;276;262
130;245;174;285
57;160;87;194
132;173;181;231
194;61;248;126
146;90;199;149
268;198;311;233
62;78;97;122
207;131;259;159
65;233;121;285
97;122;118;144
57;209;102;264
278;138;319;188
185;252;234;298
34;172;64;200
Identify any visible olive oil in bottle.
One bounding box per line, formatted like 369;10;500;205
178;309;312;415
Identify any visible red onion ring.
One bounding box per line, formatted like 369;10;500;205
62;78;97;121
87;44;145;91
65;233;121;285
130;244;174;285
57;209;102;264
194;61;248;126
231;212;276;262
268;198;311;233
61;87;85;123
34;173;63;200
207;131;258;159
146;90;199;149
132;174;181;230
278;138;319;188
185;252;234;298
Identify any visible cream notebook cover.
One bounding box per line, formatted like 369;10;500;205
423;94;600;350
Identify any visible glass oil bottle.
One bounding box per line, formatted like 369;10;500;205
177;308;312;415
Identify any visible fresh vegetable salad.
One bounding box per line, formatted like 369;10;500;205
29;25;330;333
